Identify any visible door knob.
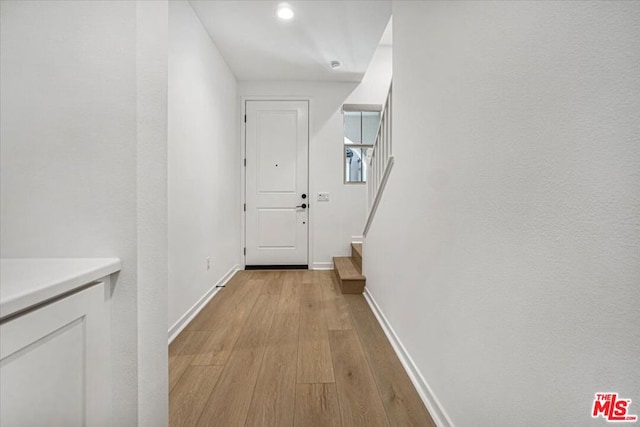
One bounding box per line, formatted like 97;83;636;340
296;203;307;209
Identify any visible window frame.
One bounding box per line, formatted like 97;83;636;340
342;104;382;185
343;143;373;185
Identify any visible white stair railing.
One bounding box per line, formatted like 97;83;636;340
364;83;394;237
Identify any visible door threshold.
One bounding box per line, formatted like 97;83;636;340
245;265;308;270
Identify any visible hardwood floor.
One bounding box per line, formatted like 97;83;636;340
169;270;435;427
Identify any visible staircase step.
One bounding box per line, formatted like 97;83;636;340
333;256;365;294
351;243;362;273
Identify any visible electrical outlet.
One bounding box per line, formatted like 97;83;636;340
317;192;330;202
206;257;211;270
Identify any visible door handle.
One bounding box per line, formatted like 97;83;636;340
296;203;307;209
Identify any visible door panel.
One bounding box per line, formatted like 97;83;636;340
257;111;298;193
245;100;309;266
257;208;297;248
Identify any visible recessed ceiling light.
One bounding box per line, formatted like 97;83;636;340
330;60;342;70
276;5;294;20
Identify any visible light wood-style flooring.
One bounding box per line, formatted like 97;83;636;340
169;270;435;426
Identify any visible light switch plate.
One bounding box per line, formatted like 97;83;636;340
317;192;330;202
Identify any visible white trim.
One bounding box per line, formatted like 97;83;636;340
239;96;246;269
310;261;334;271
168;264;240;344
342;103;383;113
351;235;364;244
363;288;455;427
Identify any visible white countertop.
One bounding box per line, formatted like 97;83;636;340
0;258;121;319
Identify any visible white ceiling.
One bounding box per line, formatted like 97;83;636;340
189;0;391;82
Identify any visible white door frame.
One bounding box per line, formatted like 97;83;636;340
240;96;314;269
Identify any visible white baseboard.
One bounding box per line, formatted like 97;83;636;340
310;261;334;270
351;235;364;244
168;264;240;344
363;288;455;427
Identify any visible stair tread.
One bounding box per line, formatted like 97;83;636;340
334;257;365;281
351;243;363;258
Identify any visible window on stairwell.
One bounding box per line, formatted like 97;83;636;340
342;104;381;184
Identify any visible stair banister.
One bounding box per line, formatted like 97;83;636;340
363;83;394;237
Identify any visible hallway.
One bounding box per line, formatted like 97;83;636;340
169;270;435;426
2;1;638;425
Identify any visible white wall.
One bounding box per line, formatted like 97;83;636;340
347;45;392;108
168;1;240;331
364;2;640;426
0;1;169;425
239;43;392;268
136;1;169;425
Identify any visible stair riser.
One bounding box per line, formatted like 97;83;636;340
350;243;363;274
333;255;365;295
351;251;362;273
333;268;341;289
340;279;365;294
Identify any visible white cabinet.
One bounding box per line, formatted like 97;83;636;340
1;282;109;427
0;259;119;427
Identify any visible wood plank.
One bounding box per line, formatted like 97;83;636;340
329;329;389;426
196;294;279;426
297;276;334;383
335;276;365;295
169;355;194;392
294;383;341;427
346;295;436;426
190;283;260;366
169;331;210;357
184;274;256;332
168;269;435;427
351;243;363;259
320;272;354;330
333;257;365;294
333;257;364;280
169;365;223;427
351;243;363;273
300;269;319;285
257;271;284;295
244;313;299;427
276;272;301;314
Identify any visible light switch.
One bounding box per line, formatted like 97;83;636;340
317;192;330;202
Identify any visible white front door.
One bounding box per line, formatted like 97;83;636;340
245;100;309;267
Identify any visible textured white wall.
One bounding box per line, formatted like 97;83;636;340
0;1;137;259
238;44;392;268
168;1;240;329
136;1;169;425
0;1;169;425
347;45;392;109
364;2;640;426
